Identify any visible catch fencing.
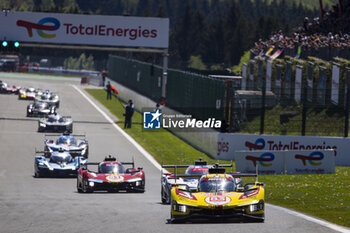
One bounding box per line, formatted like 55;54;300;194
240;57;350;137
107;55;226;121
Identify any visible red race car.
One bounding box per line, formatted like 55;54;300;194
77;156;145;193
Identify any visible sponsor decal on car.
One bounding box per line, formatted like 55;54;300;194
205;195;231;205
106;174;124;183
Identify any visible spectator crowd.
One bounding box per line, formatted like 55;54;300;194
251;0;350;60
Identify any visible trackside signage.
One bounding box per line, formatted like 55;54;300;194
235;151;284;174
217;133;350;166
0;11;169;48
235;150;335;174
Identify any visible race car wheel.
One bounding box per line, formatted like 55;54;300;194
44;146;50;158
67;125;73;133
34;169;41;178
84;148;89;159
77;179;83;193
161;187;167;204
81;178;93;193
38;126;44;132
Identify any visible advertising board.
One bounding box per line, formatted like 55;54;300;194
0;11;169;48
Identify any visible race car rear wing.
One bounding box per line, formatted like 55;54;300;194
44;133;86;138
78;156;135;169
162;161;233;182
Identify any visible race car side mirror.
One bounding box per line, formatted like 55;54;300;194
236;186;244;192
138;167;143;171
125;168;133;173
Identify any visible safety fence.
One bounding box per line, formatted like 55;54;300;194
107;55;226;121
239;56;350;137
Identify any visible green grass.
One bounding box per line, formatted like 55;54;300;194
240;104;348;137
85;89;228;167
86;89;350;228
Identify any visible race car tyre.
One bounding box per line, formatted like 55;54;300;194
67;125;73;133
38;127;44;132
56;102;60;108
44;146;50;158
84;147;89;159
81;178;93;193
77;179;83;193
34;169;41;178
161;187;167;204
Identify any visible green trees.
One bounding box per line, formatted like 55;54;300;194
8;0;320;71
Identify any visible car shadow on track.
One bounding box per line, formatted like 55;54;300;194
166;218;263;224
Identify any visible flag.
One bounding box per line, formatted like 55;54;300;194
111;85;118;95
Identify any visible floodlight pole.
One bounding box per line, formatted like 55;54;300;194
161;49;169;100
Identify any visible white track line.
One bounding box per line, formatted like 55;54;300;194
73;84;349;232
72;85;162;171
268;204;350;233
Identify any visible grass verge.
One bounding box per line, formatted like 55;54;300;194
86;88;350;228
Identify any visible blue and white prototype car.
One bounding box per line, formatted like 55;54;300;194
34;150;87;177
161;159;215;204
27;101;56;117
35;90;60;107
44;133;89;158
38;114;73;133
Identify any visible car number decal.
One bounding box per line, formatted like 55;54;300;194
205;195;231;205
106;174;124;183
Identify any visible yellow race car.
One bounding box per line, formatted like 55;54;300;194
170;166;265;223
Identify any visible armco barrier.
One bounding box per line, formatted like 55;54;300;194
106;78;218;158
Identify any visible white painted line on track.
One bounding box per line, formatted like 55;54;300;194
268;204;350;233
73;84;350;232
72;85;162;171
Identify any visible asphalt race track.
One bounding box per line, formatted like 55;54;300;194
0;73;347;233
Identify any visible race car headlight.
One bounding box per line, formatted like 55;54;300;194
250;204;258;212
89;182;94;187
249;200;264;212
71;167;76;170
127;178;142;184
172;201;187;213
40;123;46;127
38;162;45;166
49;167;54;171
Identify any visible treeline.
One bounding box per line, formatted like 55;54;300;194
1;0;323;70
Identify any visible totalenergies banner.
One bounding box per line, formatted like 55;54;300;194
0;11;169;48
217;133;350;166
235;150;335;174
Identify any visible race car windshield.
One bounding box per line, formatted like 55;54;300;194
50;153;72;163
185;166;211;176
48;116;59;122
99;164;125;174
57;137;76;145
199;177;235;192
34;102;48;108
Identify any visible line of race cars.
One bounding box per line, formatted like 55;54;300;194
2;81;265;223
12;84;147;193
